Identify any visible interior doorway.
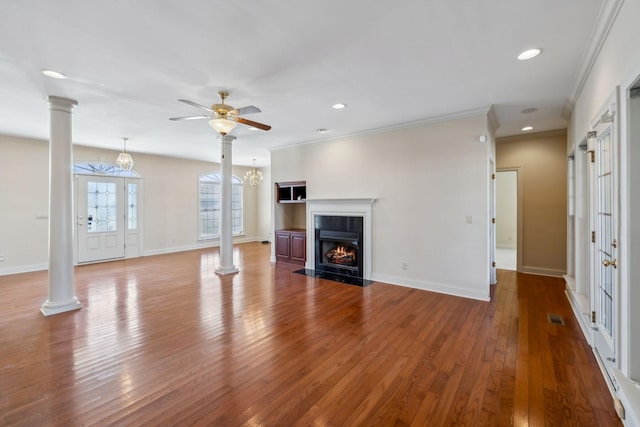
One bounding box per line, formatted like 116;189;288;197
496;169;522;271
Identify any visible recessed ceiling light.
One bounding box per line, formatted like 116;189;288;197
521;126;534;131
521;108;538;114
42;69;67;79
316;128;328;134
332;103;346;110
517;49;541;61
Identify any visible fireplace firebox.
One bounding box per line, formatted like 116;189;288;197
315;215;363;278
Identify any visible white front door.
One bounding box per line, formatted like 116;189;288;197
591;102;619;379
76;175;125;263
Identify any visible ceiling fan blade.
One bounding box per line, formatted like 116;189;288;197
169;115;210;121
178;99;213;113
236;117;271;131
232;105;261;115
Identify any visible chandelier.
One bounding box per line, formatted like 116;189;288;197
244;159;263;188
115;137;134;170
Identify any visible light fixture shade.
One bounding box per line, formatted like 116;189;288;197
209;118;237;135
116;152;134;170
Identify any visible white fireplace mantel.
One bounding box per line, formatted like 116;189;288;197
306;198;375;279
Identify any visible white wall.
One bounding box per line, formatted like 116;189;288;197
271;112;494;301
496;171;517;249
568;0;640;424
0;135;270;274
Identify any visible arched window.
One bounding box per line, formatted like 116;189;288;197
199;173;243;239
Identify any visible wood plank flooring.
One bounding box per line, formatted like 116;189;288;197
0;242;621;426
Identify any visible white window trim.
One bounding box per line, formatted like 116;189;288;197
198;172;244;240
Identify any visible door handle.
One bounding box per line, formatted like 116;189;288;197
602;259;617;268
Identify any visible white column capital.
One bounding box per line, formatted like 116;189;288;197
218;134;237;143
47;96;78;112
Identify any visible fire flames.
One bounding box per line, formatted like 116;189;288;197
326;245;357;266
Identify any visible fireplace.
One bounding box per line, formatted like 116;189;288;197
315;215;363;278
304;198;374;284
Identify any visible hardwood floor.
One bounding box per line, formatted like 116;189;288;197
0;242;621;426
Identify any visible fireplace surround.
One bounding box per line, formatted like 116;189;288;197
305;198;374;282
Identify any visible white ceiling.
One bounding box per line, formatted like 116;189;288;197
0;0;606;167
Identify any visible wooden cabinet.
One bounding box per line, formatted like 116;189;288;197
276;181;306;203
275;229;306;265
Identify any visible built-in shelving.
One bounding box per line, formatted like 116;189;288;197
276;181;306;203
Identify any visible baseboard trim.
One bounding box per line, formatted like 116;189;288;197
143;237;261;257
370;273;490;301
522;265;565;277
0;263;48;276
564;288;592;344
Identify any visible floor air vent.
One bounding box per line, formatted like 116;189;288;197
547;313;565;325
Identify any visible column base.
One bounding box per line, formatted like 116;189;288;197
40;297;82;316
215;266;239;276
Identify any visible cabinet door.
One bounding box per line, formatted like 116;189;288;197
290;233;306;263
275;232;291;260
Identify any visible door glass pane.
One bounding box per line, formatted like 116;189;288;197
87;181;117;233
597;131;614;338
128;183;137;230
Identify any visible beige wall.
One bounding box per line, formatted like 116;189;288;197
497;130;567;276
0;135;270;274
272;112;495;300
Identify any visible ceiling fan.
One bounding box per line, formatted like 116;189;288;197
170;91;271;135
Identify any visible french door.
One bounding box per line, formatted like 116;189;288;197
591;102;619;377
76;175;125;263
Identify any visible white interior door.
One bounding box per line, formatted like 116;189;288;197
591;107;618;378
76;175;125;263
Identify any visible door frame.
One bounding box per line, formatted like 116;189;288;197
588;88;621;382
496;167;524;272
74;173;143;264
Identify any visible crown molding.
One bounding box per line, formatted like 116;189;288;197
562;0;625;119
496;128;567;144
269;105;495;153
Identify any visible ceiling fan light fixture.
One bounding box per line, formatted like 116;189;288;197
209;118;237;135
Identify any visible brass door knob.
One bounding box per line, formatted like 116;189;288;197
602;259;617;268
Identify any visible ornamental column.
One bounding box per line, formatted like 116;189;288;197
215;134;239;275
41;96;82;316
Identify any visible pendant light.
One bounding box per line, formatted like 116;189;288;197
116;137;134;170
